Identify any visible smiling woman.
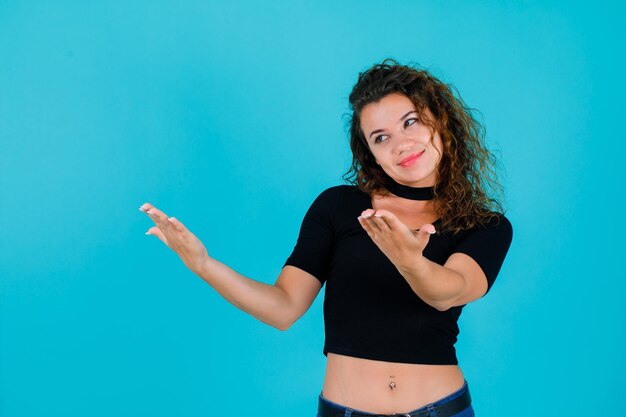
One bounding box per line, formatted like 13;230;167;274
140;58;512;417
359;94;444;189
285;61;511;417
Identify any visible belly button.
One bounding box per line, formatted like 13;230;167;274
389;381;396;390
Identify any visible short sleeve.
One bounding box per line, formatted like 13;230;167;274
453;214;513;295
283;187;340;285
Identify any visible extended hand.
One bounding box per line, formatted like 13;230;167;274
139;203;209;273
357;209;436;269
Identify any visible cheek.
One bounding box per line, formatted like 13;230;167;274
432;134;445;156
415;123;432;139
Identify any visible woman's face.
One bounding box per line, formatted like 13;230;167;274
359;93;443;188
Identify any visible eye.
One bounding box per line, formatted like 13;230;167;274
374;134;389;144
404;118;417;127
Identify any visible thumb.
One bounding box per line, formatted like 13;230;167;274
145;226;169;247
414;223;436;247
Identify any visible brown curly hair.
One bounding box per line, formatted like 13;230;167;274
342;58;506;234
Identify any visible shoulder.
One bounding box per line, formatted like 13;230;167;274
477;212;512;232
313;184;361;203
457;212;513;246
319;184;359;195
304;185;364;221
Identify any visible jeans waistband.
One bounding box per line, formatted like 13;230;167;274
317;379;471;417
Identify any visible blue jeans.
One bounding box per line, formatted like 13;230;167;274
317;379;475;417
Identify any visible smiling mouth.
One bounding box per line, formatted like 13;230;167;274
398;150;425;166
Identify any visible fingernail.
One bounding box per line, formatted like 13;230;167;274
146;209;153;215
145;231;151;235
428;229;436;234
139;207;147;212
374;213;382;217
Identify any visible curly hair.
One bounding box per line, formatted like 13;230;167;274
342;58;506;234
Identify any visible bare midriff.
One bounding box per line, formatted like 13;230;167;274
321;352;465;414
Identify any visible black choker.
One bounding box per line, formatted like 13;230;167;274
384;178;435;200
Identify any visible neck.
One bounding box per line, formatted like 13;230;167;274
384;177;435;201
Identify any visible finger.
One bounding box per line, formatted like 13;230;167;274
145;206;168;220
357;215;377;238
370;214;391;232
417;223;436;235
145;226;169;246
139;203;154;213
372;209;404;231
145;207;172;229
360;211;382;233
364;216;383;234
167;216;186;233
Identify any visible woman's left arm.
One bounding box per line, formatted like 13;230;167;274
397;253;489;311
358;209;489;311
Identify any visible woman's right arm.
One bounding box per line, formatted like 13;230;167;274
199;186;336;328
140;202;322;331
195;260;322;331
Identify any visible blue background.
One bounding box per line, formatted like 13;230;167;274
1;1;624;416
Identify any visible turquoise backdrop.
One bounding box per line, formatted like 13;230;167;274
1;1;624;416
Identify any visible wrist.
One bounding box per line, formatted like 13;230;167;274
397;253;430;276
398;250;430;276
190;254;214;277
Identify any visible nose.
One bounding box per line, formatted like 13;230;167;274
393;132;416;155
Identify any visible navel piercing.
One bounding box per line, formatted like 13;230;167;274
389;381;396;390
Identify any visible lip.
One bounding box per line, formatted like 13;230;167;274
398;150;425;166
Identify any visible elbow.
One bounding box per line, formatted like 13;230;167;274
275;321;292;331
425;298;452;312
255;313;292;331
432;301;451;312
274;317;294;331
435;303;452;312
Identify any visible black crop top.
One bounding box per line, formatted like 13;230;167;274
283;185;513;365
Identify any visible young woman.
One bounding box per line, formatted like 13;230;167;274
140;59;513;417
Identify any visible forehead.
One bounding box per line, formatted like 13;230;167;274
359;93;433;132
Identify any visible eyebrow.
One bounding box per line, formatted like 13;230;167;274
368;110;418;139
